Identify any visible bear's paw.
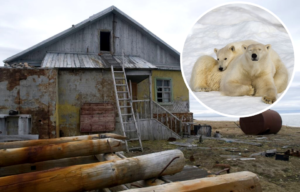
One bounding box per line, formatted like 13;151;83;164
262;96;276;104
247;85;255;96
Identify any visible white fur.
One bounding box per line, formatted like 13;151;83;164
221;43;279;104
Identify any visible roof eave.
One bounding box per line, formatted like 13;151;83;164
4;5;180;63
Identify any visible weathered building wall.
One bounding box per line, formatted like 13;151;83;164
57;69;119;136
137;78;150;100
152;70;189;113
11;14;179;66
0;68;58;139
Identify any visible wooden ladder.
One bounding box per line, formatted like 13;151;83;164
111;65;143;152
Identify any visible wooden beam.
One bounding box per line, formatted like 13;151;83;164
120;171;262;192
0;150;184;192
0;156;98;177
0;133;127;149
0;138;126;167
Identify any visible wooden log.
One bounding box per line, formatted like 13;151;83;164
120;171;262;192
0;133;127;149
104;152;168;191
0;150;184;192
0;138;125;167
0;155;98;177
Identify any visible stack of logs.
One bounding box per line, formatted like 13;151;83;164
0;133;262;192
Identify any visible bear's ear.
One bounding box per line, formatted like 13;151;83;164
229;45;235;52
242;44;247;50
265;44;271;50
214;48;218;54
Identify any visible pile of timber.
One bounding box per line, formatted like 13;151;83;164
0;134;262;192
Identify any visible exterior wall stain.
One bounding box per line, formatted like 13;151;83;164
0;68;57;139
57;69;118;136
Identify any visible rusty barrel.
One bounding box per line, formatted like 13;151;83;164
239;110;282;135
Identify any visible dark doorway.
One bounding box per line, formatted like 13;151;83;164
100;32;110;51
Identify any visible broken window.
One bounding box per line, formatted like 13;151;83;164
100;31;110;51
156;79;172;103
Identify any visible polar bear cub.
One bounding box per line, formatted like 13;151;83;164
190;55;221;92
221;43;277;104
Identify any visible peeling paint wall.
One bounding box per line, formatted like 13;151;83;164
0;68;189;138
57;69;118;136
152;70;189;113
0;68;58;139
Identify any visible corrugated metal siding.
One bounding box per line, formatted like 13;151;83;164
41;53;157;69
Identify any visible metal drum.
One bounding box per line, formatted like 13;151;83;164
239;110;282;135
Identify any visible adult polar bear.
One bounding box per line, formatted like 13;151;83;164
215;40;288;93
220;43;285;104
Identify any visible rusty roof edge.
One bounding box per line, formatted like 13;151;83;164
4;5;180;63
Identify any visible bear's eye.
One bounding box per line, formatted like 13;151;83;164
224;58;227;60
258;49;261;51
217;58;219;60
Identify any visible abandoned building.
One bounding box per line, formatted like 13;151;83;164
0;6;193;151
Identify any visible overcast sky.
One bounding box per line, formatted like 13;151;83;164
1;0;299;116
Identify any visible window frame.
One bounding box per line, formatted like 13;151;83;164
99;31;111;52
154;78;173;105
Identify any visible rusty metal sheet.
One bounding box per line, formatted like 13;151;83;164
80;103;115;132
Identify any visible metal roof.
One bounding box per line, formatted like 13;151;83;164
4;6;179;63
41;53;157;69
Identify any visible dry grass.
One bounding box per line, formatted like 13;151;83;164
124;121;300;192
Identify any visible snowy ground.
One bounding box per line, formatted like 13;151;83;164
181;3;294;117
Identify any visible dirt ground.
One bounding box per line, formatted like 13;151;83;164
124;120;300;192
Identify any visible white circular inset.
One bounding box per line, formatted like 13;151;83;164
181;2;295;117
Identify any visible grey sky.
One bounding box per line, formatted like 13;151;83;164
1;0;299;115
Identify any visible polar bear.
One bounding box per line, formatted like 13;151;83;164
220;43;278;104
190;55;222;92
214;40;259;72
215;40;288;93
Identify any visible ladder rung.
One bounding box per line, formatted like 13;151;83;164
114;71;124;73
116;84;126;86
117;91;128;93
122;113;132;116
120;106;131;108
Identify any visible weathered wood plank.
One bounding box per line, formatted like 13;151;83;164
80;115;115;122
0;133;126;149
0;138;125;167
121;171;262;192
0;150;185;192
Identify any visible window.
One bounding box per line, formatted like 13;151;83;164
100;31;110;51
156;79;172;103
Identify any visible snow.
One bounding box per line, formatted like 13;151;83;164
181;3;294;117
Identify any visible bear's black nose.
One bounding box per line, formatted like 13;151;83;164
219;67;223;71
252;54;257;59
